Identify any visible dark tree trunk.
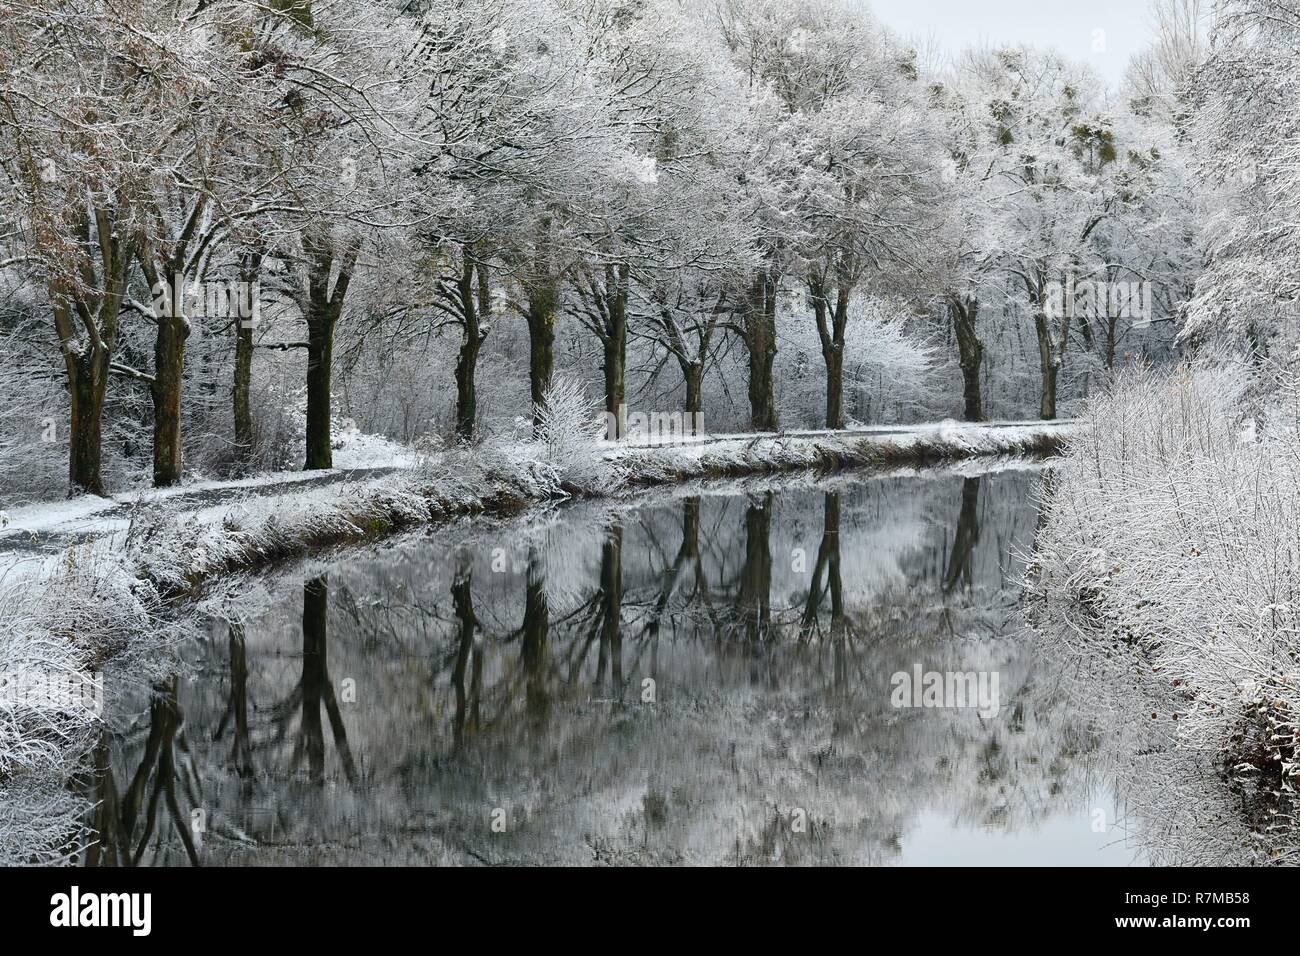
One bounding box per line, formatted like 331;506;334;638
454;251;486;442
233;253;261;464
950;294;984;422
811;276;850;429
1034;307;1059;420
682;360;704;418
526;281;559;429
744;269;779;431
304;305;336;470
303;237;359;470
824;348;844;429
602;266;629;439
151;311;187;487
52;226;133;498
67;350;109;496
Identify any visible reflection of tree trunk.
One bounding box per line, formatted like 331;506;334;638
116;679;200;866
451;562;481;749
645;497;721;645
522;547;550;725
800;493;843;639
595;524;623;695
84;730;126;866
296;575;357;785
736;493;773;641
944;477;982;593
300;577;327;783
214;621;254;776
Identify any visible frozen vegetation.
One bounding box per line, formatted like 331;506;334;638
1030;362;1300;857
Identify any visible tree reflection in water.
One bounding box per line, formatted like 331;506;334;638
91;466;1203;865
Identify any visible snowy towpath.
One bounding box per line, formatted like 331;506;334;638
0;466;401;557
0;418;1074;563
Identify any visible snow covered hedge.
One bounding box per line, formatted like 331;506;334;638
1031;360;1300;818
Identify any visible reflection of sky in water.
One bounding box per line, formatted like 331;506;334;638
89;466;1174;865
899;786;1145;866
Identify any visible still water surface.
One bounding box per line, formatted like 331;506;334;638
88;464;1150;865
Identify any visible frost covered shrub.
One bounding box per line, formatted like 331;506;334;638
494;376;627;496
0;554;186;864
1032;358;1300;805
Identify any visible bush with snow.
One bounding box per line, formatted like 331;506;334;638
0;553;188;864
1031;358;1300;810
495;376;628;496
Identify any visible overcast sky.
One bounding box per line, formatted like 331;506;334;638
865;0;1157;88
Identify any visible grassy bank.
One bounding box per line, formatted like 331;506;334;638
120;420;1072;602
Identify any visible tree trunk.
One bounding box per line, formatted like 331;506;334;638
744;269;779;431
950;295;984;422
151;311;186;487
52;224;133;498
526;282;558;429
811;277;850;429
67;351;108;496
1034;308;1058;420
824;345;844;429
602;266;628;439
454;252;484;442
302;237;359;470
233;253;261;464
304;305;336;470
682;360;704;418
233;320;254;457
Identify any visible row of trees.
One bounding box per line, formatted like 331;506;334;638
0;0;1199;497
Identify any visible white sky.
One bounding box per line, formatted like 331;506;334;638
865;0;1157;88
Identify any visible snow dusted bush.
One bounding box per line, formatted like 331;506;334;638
0;554;187;864
776;297;941;427
1032;359;1300;813
496;376;628;496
